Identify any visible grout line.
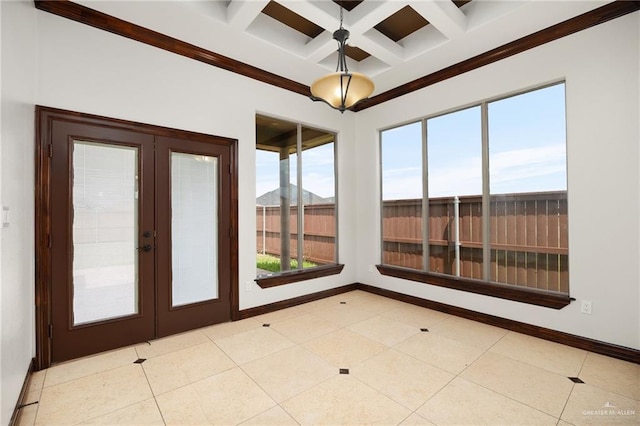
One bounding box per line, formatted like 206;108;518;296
30;369;47;425
232;323;338;424
556;382;576;425
125;358;166;425
457;374;565;422
576;350;589;377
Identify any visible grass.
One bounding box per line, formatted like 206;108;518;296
256;253;317;272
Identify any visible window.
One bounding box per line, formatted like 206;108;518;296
379;83;569;307
255;115;342;287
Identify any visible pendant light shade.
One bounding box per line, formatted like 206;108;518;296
311;71;374;112
310;8;374;113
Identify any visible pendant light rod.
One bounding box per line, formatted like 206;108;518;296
309;4;374;113
335;6;348;73
334;28;349;73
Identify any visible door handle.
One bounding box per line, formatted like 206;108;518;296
138;244;153;252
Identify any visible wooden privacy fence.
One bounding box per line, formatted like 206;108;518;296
256;191;568;293
382;191;568;293
256;203;336;265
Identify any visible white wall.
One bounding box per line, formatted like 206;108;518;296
0;1;38;424
34;9;358;311
355;12;640;350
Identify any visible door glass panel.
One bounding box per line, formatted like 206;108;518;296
72;141;139;326
171;153;218;306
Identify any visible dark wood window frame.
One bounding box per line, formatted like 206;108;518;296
255;115;342;288
255;264;344;288
376;265;570;309
378;84;571;310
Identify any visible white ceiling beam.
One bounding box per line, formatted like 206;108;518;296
278;0;339;32
304;32;337;63
412;0;468;40
346;1;408;34
353;30;404;66
226;0;269;30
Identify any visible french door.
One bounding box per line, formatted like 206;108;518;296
37;107;237;365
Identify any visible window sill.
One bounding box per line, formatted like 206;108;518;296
255;264;345;289
375;264;571;309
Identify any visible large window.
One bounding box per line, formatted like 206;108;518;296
380;83;569;306
255;115;340;286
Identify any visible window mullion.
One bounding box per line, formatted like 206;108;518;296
481;102;491;282
422;119;429;272
296;123;304;269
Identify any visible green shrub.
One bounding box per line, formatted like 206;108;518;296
256;254;317;272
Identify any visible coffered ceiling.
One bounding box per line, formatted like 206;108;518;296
70;0;615;96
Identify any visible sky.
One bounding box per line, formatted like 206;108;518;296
382;83;567;200
256;142;335;200
256;83;567;203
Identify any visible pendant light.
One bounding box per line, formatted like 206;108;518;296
310;6;374;113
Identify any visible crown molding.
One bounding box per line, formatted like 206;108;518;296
353;0;640;111
33;0;311;97
34;1;640;111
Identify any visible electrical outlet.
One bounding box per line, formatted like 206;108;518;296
245;281;252;291
581;300;592;314
368;265;374;272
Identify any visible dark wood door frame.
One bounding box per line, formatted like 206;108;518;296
35;106;239;370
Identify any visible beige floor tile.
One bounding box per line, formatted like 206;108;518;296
303;328;387;368
28;370;47;392
270;313;341;343
341;290;375;299
579;352;640;400
395;332;485;374
215;327;295;364
240;406;299;425
16;404;38;426
348;315;420;347
134;330;210;359
254;305;308;324
23;389;41;405
318;291;366;304
429;316;508;350
461;352;574;417
200;317;262;341
282;374;411;425
36;364;152;425
490;332;587;376
345;293;409;314
561;383;639;425
399;412;437;425
83;398;164;424
242;345;336;402
16;390;46;426
30;292;640;426
192;367;277;425
142;341;236;395
302;294;356;313
381;304;450;328
312;303;377;327
416;377;558;425
351;349;454;410
155;385;209;425
44;347;138;387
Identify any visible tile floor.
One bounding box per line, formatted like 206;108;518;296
17;290;639;425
